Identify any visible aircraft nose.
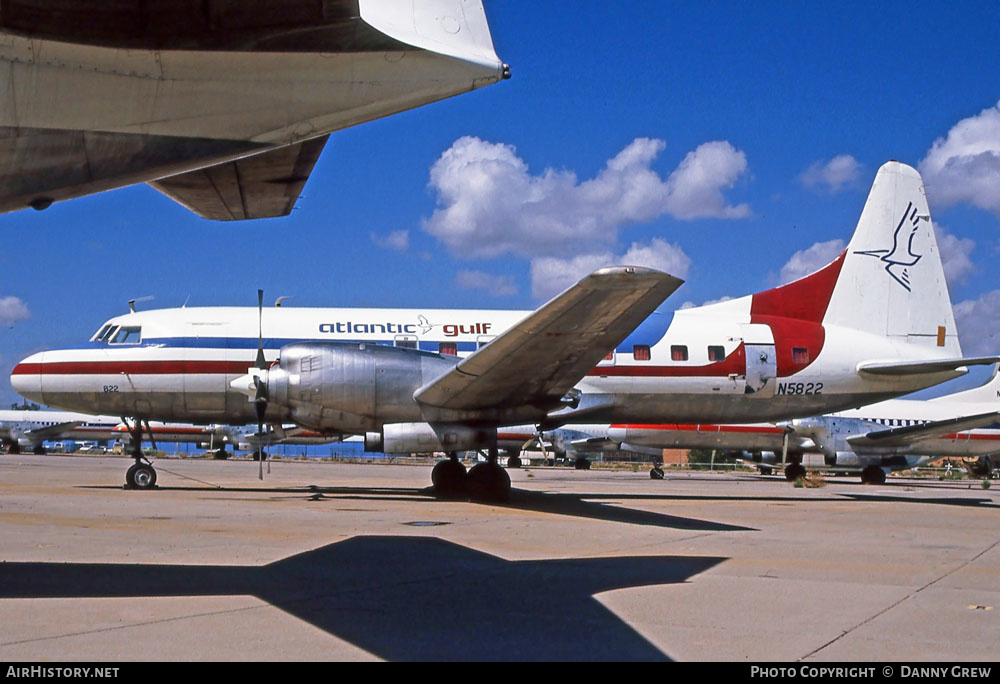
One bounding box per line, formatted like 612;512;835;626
10;351;45;403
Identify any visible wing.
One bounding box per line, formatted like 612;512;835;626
147;136;329;221
415;267;683;412
848;411;1000;448
23;421;83;441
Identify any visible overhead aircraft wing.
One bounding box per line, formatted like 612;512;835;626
848;411;1000;448
857;356;1000;376
415;267;683;412
147;136;329;221
23;421;83;441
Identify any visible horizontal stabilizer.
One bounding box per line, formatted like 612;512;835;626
415;267;683;412
850;411;1000;448
148;136;329;221
857;356;1000;376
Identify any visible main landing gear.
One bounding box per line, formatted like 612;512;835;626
784;462;806;481
122;418;158;490
860;465;887;485
431;446;511;503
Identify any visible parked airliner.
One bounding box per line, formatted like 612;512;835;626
12;162;996;500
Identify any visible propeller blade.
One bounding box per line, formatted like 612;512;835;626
255;289;266;371
255;289;267;479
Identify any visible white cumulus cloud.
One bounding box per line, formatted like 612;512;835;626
0;296;29;326
370;229;409;252
934;224;976;286
953;290;1000;357
455;270;518;297
799;155;862;193
778;239;846;284
919;100;1000;217
530;238;691;300
423;136;749;260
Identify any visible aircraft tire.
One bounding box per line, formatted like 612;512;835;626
574;458;591;470
650;467;664;480
125;463;157;490
784;463;806;481
507;455;522;469
33;444;46;455
466;462;511;503
860;465;886;485
431;459;467;498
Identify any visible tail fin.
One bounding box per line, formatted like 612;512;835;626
823;161;959;353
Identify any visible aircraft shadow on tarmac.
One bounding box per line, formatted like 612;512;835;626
0;536;726;661
86;482;757;533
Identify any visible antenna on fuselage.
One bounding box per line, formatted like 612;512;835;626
127;296;154;313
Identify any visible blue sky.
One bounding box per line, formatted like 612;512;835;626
3;1;1000;406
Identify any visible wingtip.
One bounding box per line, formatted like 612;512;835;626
586;266;685;290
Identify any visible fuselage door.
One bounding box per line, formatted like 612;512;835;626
741;323;776;398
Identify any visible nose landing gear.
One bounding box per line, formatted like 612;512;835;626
121;418;158;490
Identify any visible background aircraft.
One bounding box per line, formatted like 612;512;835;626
11;163;997;500
0;0;508;219
555;366;1000;484
1;408;341;459
0;409;119;453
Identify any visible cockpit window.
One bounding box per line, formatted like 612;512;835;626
91;324;113;342
109;326;142;344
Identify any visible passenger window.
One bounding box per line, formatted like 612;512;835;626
708;345;725;362
394;335;418;350
792;347;810;364
671;345;688;361
439;342;457;356
633;345;651;361
110;326;141;344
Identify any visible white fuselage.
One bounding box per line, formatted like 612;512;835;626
10;299;968;431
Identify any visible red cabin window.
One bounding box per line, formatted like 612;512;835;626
633;344;651;361
671;345;688;361
439;342;457;356
792;346;810;364
708;345;725;362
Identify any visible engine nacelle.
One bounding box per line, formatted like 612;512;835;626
262;343;458;433
366;422;497;454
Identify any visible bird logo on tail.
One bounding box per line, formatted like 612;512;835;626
855;201;924;291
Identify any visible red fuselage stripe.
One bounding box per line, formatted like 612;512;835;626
12;361;253;375
609;423;786;434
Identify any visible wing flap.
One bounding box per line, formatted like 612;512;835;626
148;136;329;220
415;267;683;412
